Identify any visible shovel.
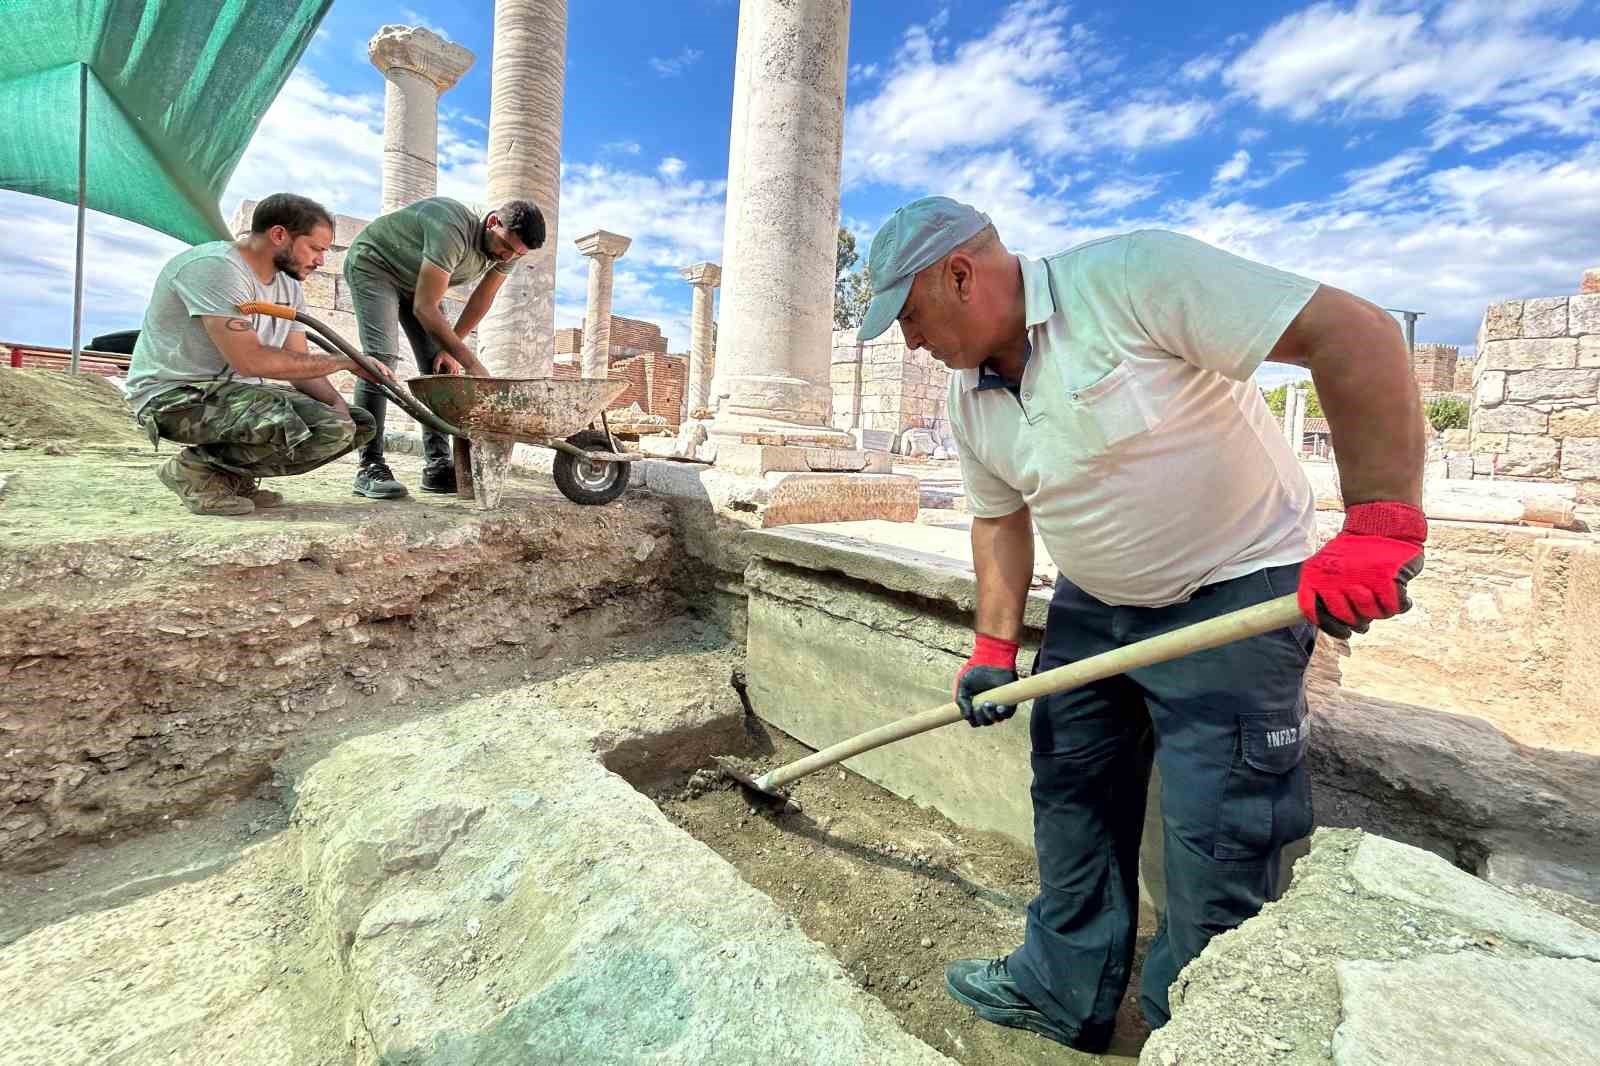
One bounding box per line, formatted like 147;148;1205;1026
718;592;1304;806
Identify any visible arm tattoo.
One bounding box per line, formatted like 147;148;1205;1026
224;317;254;333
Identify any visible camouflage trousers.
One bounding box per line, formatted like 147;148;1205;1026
138;380;376;478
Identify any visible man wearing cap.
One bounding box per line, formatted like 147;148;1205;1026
857;197;1424;1050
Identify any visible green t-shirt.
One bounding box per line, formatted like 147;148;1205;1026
345;197;512;293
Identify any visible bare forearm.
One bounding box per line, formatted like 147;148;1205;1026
453;292;494;339
971;508;1034;641
292;375;347;410
1307;303;1425;507
233;343;351;382
415;304;475;364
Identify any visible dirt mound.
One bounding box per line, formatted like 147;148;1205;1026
0;368;143;447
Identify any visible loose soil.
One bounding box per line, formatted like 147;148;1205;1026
646;728;1156;1066
0;367;145;447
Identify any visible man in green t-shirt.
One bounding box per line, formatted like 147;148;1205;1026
343;196;546;498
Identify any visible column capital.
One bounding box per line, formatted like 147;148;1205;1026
680;262;722;288
575;230;632;260
368;25;475;93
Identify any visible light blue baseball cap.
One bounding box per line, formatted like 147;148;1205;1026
856;196;992;342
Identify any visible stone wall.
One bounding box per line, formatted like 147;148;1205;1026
830;323;952;449
555;315;671;361
551;351;687;428
1469;282;1600;513
1454;356;1477;393
1412;342;1459;393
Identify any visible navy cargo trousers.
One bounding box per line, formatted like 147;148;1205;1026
1007;562;1316;1039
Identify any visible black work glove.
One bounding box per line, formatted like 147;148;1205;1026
954;634;1020;727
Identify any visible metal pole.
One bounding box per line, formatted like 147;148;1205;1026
69;63;88;374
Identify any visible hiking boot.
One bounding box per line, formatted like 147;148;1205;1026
233;475;285;508
353;461;408;499
944;957;1112;1052
419;462;457;495
157;453;254;516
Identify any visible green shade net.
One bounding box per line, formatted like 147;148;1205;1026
0;0;333;246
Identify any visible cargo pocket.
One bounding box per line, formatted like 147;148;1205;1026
1213;706;1313;862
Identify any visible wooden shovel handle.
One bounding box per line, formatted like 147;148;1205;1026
757;593;1305;792
238;300;298;321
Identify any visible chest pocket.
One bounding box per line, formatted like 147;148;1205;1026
1065;362;1155;452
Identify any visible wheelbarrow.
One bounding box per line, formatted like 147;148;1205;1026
239;302;640;509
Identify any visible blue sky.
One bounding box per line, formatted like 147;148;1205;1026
4;0;1599;391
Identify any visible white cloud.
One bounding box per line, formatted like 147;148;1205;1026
1224;0;1600;137
1087;178;1162;212
1214;149;1251;185
1181;54;1225;82
658;157;687;179
844;0;1211;193
649;48;704;78
1238;127;1268;145
400;10;454;42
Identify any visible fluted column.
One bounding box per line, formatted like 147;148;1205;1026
708;0;852;444
478;0;566;379
575;230;631;379
680;262;721;417
368;26;474;213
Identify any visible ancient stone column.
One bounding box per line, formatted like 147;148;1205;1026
575;230;630;379
680;262;721;417
1291;386;1309;456
477;0;566;379
709;0;852;444
369;26;474;213
1282;386;1300;449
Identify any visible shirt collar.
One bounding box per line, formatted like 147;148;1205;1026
959;254;1057;391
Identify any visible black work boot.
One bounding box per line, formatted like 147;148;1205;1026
944;957;1112;1052
419;461;457;495
353;460;408;499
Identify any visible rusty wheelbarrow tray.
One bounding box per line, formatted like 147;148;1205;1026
238;301;640;509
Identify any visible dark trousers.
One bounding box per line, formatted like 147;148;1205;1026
1008;563;1315;1038
346;268;449;470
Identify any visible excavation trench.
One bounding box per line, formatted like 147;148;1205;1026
606;716;1157;1066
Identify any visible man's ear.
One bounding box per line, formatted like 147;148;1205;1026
484;213;500;231
948;253;975;301
268;224;290;247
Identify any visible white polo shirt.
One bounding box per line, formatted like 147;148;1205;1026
950;229;1319;608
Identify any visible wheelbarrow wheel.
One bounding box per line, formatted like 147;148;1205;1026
552;430;631;505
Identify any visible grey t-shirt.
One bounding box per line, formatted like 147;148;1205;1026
344;197;512;293
125;242;305;415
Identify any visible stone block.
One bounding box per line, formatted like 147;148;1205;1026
1472;405;1548;435
1561;438;1600;480
300;270;335;311
332;213;369;249
713;442;893;476
1582;336;1600;369
1483;299;1523;341
1571;293;1600;336
1486;338;1578;371
1471;432;1510;454
1474;370;1506;407
1550;409;1600;438
1521;297;1569;338
1446;455;1474;479
1498;433;1561;477
1506;368;1600;403
334;277;356;314
758;473;919;527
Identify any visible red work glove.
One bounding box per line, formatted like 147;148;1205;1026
1299;501;1427;638
954;634;1020;727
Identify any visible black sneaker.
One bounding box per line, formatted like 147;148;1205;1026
419;463;457;494
944;957;1111;1053
353;461;408;499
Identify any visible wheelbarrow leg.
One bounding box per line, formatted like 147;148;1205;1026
469;436;514;510
452;436;474;500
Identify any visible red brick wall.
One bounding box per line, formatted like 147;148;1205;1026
3;344;129;378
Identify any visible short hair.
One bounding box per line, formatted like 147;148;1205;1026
494;200;547;250
251;194;334;238
955;224;999;256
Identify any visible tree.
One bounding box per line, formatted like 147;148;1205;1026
833;227;874;330
1263;382;1322;418
1425;395;1469;431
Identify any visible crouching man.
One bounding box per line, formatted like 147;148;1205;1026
126;193;395;516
